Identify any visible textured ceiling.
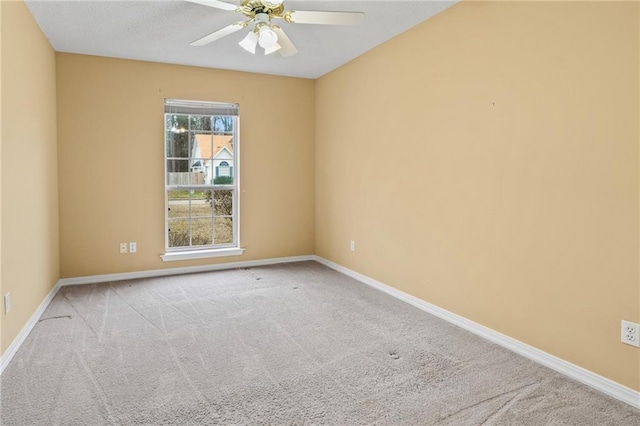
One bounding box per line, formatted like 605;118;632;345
25;0;456;79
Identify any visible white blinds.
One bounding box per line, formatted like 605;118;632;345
164;99;239;116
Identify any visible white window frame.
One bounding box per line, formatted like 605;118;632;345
161;99;244;262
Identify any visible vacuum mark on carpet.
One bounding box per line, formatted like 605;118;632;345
478;382;540;426
61;292;101;337
97;288;111;342
112;288;165;333
38;315;72;322
440;382;539;423
74;350;119;423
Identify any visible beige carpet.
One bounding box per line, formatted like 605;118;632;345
1;261;638;425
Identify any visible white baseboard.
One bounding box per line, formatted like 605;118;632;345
58;255;316;287
0;254;315;374
313;255;640;410
0;281;62;374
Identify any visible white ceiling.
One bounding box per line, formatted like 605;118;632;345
25;0;456;79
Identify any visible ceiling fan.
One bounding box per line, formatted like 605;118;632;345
187;0;365;57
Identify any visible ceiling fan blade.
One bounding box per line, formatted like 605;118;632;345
272;26;298;57
185;0;238;11
285;10;365;26
190;22;245;46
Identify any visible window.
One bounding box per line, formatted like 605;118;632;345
162;99;243;261
216;161;231;178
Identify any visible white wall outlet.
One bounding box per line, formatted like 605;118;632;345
129;242;137;253
350;240;355;252
119;243;128;254
4;293;10;314
621;320;640;347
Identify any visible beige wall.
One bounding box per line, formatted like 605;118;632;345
1;1;60;354
316;1;640;391
56;54;315;278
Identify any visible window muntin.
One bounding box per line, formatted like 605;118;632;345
164;100;239;252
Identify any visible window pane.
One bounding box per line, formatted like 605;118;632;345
168;219;190;248
191;134;213;159
213;190;233;216
189;159;211;185
166;114;189;134
167;160;190;185
167;191;189;219
191;192;212;218
215;217;233;244
213;135;233;158
167;159;189;172
213;159;233;185
192;189;209;202
213;116;233;133
166;132;189;158
192;218;213;246
190;116;211;131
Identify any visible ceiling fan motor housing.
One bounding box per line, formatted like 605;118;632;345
239;0;285;19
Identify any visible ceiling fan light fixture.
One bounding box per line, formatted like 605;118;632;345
187;0;365;58
239;30;258;54
258;25;278;49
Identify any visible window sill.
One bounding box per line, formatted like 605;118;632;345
161;247;245;262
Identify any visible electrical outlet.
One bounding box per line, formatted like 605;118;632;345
621;320;640;347
119;243;128;254
350;240;355;252
4;293;10;314
129;242;137;253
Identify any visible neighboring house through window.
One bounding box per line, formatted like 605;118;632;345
162;99;243;261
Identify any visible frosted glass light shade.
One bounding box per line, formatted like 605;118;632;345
239;31;258;54
258;26;278;49
264;43;282;55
